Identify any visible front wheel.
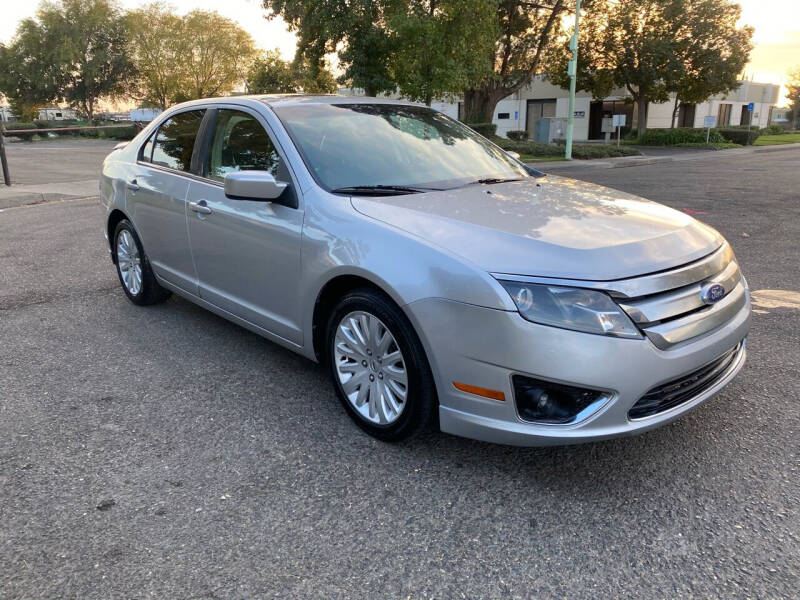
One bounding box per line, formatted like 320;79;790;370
326;289;436;442
113;219;171;306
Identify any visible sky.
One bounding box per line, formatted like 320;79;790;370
1;0;798;105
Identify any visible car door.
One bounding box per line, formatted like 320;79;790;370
186;107;304;345
129;109;205;293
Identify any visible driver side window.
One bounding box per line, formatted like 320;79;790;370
205;109;286;183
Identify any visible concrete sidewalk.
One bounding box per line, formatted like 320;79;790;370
530;141;800;171
0;179;99;210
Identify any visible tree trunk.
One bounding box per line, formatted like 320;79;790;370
671;96;680;129
85;100;94;126
636;96;649;135
462;86;506;123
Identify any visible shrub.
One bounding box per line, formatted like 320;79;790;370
468;122;497;138
4;122;37;141
762;125;784;135
718;128;760;145
506;130;529;141
637;127;725;146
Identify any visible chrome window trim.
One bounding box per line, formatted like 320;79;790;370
492;242;731;299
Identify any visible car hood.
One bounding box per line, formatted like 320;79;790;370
351;175;723;281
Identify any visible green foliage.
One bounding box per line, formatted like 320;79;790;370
762;125;784;135
265;0;496;103
468;123;497;137
462;0;575;122
493;136;639;159
247;50;299;94
637;127;725;145
547;0;753;134
786;68;800;129
673;142;741;149
4;122;38;141
717;128;760;145
128;5;256;107
507;130;529;141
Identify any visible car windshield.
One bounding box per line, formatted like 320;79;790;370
273;103;528;192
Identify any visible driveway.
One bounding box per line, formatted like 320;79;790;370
1;147;798;599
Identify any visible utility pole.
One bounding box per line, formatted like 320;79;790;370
565;0;582;160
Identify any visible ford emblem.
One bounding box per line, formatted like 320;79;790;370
700;283;725;305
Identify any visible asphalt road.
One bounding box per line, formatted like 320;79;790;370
1;147;799;599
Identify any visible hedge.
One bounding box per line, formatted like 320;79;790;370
637;127;725;146
718;128;760;145
506;130;529;141
494;136;639;159
467;122;497;137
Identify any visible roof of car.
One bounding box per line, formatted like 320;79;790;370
255;94;421;108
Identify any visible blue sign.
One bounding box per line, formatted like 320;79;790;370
748;102;754;112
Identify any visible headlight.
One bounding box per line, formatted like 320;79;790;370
499;281;641;338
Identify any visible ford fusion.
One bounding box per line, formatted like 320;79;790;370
100;96;750;445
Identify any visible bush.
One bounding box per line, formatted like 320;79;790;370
4;122;37;141
638;127;725;146
718;128;760;145
762;125;784;135
491;136;639;159
467;122;497;137
506;130;529;141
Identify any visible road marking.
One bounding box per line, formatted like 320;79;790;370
750;289;800;314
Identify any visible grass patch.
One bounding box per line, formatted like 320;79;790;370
521;155;568;162
673;142;742;150
754;133;800;146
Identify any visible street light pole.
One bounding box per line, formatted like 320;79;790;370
565;0;582;160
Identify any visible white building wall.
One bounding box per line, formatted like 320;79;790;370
554;97;590;140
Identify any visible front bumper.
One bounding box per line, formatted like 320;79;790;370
405;294;750;446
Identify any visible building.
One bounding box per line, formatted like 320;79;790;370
340;76;781;140
37;106;79;120
464;77;780;140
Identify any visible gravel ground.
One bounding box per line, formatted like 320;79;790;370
1;147;798;599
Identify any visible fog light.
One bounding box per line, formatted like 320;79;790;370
513;375;610;424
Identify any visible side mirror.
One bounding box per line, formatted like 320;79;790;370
224;171;288;201
506;150;521;160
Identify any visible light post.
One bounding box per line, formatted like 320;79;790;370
565;0;582;160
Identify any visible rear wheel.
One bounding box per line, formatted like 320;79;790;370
326;288;436;441
113;219;171;306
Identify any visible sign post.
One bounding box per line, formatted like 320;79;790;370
703;115;717;144
0;125;10;186
747;102;754;141
564;0;582;160
612;114;626;146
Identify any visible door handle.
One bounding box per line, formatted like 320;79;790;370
189;200;213;215
126;179;140;191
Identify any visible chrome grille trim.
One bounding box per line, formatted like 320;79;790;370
642;282;746;349
618;260;741;325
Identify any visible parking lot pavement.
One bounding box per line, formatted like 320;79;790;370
0;139;117;208
1;148;798;599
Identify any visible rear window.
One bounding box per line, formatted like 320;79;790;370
148;110;205;172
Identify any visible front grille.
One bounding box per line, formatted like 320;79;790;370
628;342;743;419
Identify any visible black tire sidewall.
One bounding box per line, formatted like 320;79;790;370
326;289;435;441
112;219;169;306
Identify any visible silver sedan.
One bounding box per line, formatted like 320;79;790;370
100;96;750;445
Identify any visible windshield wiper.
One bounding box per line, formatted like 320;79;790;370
330;184;443;196
466;177;524;186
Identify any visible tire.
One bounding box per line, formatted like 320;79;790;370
326;288;437;442
113;219;171;306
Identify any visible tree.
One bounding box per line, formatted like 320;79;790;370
787;68;800;129
263;0;495;104
246;49;337;94
0;29;60;121
247;50;298;93
126;4;184;109
39;0;133;124
461;0;576;123
390;0;495;106
667;0;752;127
547;0;752;134
176;11;256;101
127;7;256;107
